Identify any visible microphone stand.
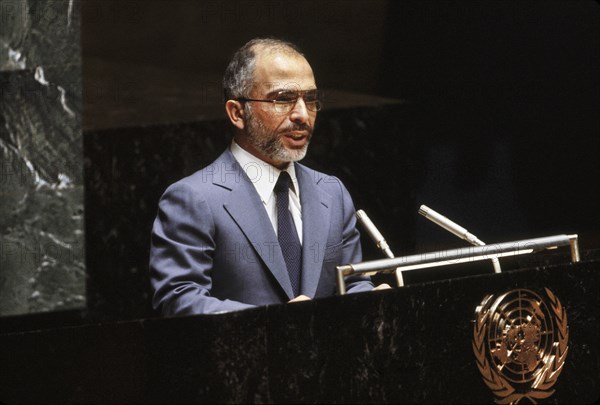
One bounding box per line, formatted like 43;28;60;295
356;210;405;287
336;234;580;295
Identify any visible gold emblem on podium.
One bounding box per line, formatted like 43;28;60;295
473;288;568;404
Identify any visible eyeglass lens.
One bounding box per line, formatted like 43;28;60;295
274;90;321;112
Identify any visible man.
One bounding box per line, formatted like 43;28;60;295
150;37;388;316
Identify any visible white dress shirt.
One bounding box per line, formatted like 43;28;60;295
230;140;303;243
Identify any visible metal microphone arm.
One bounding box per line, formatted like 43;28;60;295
418;205;502;273
356;209;404;286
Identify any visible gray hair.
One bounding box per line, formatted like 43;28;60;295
223;38;304;101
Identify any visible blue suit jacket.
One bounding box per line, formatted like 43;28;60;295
149;149;373;315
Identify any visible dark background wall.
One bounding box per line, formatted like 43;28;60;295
78;0;599;321
81;0;388;96
380;0;600;251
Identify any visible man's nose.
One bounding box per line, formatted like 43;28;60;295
289;97;310;123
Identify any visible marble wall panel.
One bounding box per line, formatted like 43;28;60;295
0;0;84;316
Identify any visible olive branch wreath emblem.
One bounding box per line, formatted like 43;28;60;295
472;288;568;404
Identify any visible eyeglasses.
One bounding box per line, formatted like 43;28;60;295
236;89;322;113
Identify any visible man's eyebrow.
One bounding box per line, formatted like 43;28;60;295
265;88;319;97
265;89;287;97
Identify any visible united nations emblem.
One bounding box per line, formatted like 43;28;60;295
473;288;569;404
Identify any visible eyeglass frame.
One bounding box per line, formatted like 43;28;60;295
235;89;322;113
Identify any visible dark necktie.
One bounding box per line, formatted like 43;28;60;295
274;171;302;296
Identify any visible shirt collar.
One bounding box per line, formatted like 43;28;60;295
230;140;299;203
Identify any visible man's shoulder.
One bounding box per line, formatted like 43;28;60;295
165;149;238;192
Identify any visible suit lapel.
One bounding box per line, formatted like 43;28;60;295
215;151;294;299
296;164;332;297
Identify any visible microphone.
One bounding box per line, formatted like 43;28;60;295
418;205;485;246
418;205;502;273
356;209;404;286
356;209;393;258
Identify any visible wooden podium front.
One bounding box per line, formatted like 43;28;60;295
1;253;598;403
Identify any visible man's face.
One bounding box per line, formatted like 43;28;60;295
242;50;318;169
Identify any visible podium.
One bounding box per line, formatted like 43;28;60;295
1;252;598;403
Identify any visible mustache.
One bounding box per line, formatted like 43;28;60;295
279;123;312;134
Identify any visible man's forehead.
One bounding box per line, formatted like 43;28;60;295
256;82;317;94
252;52;315;93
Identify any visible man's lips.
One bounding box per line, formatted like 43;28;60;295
282;130;310;140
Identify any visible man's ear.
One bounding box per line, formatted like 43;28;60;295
225;100;245;130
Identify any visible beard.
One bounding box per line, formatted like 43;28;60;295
245;107;312;163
